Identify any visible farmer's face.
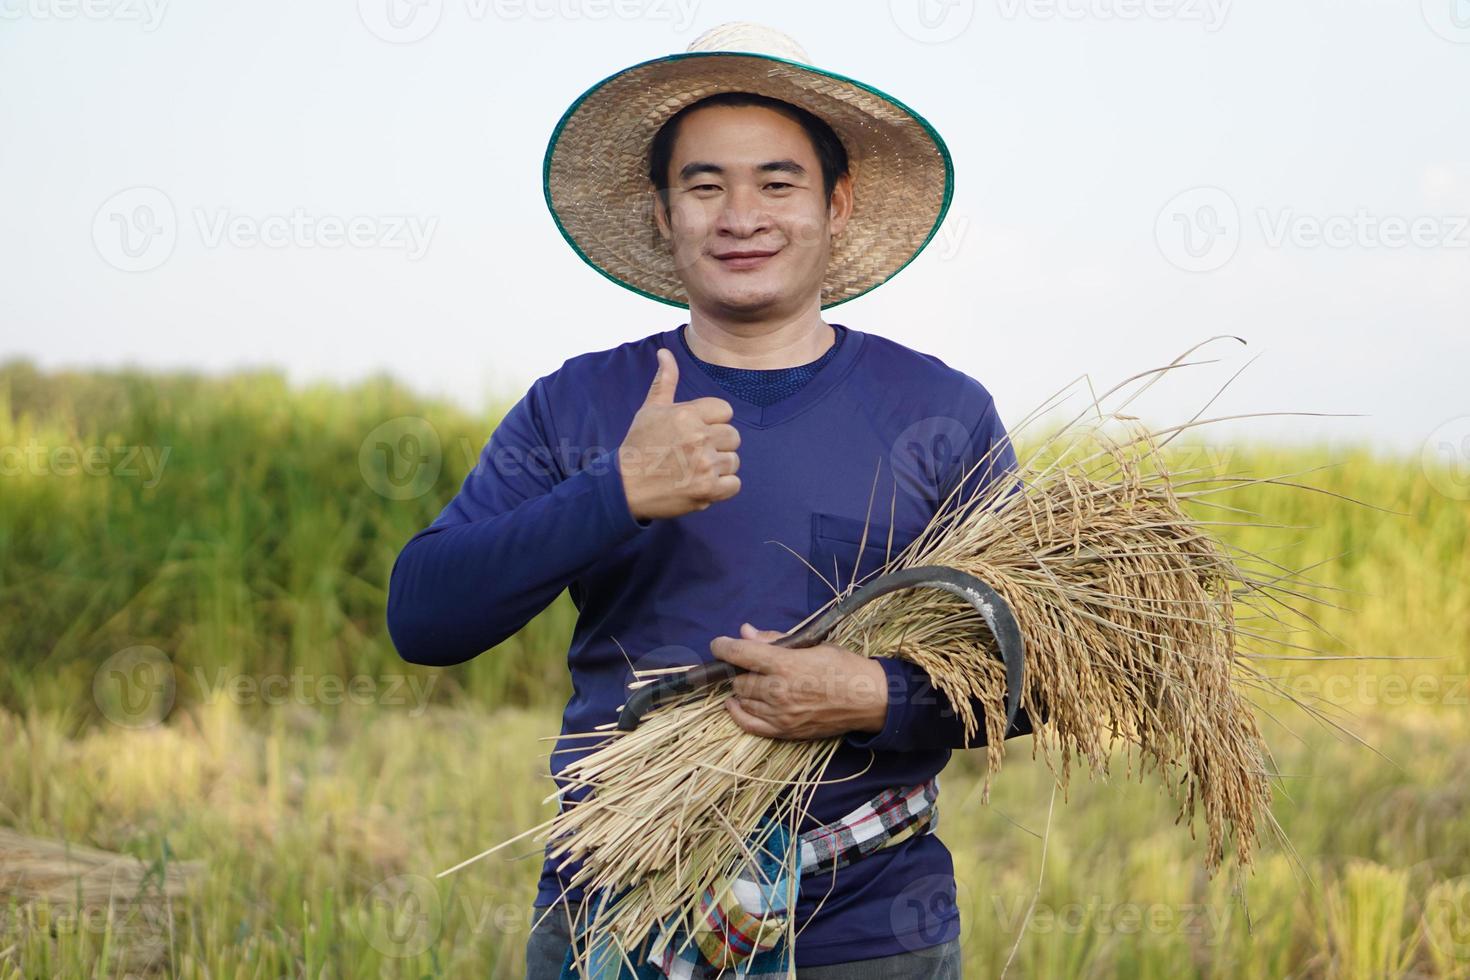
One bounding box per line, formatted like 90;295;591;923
653;104;851;318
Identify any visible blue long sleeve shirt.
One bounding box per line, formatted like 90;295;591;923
386;322;1035;967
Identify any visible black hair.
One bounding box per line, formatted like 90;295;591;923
647;91;850;220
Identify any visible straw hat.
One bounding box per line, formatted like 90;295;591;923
542;21;955;310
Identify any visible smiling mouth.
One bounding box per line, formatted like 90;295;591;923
713;249;780;270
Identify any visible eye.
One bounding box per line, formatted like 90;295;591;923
767;182;793;190
692;184;721;192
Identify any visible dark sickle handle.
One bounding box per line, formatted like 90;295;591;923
615;564;1025;737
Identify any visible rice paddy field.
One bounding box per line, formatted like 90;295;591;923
1;358;1467;979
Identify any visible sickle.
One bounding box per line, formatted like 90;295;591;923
616;564;1026;737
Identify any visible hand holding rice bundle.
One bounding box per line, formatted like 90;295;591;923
441;338;1354;976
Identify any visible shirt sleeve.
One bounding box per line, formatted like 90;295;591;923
844;390;1035;753
845;656;1046;753
386;375;652;666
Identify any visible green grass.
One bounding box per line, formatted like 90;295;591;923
1;359;1468;977
3;704;1467;978
0;359;578;720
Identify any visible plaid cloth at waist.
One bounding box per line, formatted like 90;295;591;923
559;774;941;980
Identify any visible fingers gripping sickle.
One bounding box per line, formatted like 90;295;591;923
616;566;1026;735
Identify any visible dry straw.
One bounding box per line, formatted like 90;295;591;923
440;337;1378;972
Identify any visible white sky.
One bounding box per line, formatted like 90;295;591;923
2;0;1467;457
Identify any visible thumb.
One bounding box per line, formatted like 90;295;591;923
643;348;678;406
740;622;786;643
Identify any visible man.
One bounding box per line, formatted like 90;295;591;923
387;22;1036;979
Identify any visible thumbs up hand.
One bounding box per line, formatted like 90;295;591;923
618;348;742;522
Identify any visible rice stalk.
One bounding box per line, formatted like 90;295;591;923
441;337;1386;972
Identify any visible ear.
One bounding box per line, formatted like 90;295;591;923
650;184;671;242
828;171;854;239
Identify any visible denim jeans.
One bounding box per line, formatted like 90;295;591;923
524;901;962;979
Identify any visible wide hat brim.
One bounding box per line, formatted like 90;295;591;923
542;50;954;311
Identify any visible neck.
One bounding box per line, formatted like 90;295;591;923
684;309;836;369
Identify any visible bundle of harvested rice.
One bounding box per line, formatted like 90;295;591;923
441;337;1356;972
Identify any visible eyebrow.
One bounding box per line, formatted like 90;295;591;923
677;160;808;183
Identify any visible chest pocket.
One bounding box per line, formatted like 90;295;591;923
807;512;924;611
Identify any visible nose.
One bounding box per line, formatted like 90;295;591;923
715;182;773;239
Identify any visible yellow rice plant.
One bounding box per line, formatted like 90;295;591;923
1320;859;1416;980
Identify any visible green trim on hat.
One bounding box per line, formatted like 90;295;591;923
542;49;955;311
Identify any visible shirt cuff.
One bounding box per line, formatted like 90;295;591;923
843;656;914;754
591;448;653;534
